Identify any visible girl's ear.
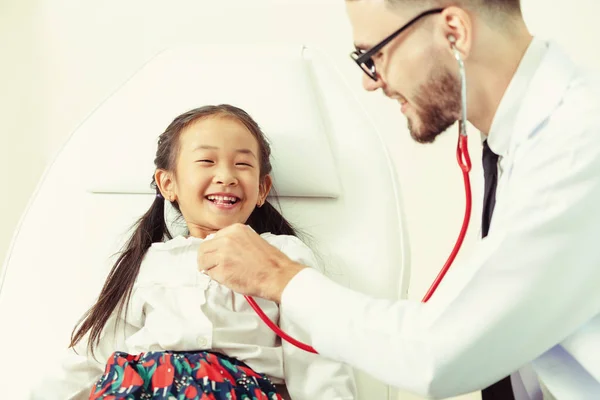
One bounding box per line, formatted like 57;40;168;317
155;169;177;202
257;175;273;207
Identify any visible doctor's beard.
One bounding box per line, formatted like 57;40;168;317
407;64;462;144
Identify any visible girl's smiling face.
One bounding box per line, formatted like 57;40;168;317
156;116;271;238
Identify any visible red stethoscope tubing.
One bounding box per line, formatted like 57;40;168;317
245;134;473;354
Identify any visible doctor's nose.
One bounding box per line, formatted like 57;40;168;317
362;73;384;92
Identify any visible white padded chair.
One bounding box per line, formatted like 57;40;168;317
0;44;410;399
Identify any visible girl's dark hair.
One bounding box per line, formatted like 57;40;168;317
70;104;296;355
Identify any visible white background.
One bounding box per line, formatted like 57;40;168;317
2;1;599;398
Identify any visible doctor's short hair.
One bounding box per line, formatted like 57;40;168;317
382;0;522;16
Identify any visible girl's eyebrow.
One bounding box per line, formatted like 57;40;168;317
194;145;256;159
193;144;218;151
236;148;257;159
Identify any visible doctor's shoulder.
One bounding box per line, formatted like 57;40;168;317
537;71;600;148
562;69;600;124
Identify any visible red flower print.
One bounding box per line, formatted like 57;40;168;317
254;388;268;400
184;385;198;398
120;364;143;393
152;354;175;397
195;360;225;383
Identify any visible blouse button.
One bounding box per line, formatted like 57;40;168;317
197;336;209;348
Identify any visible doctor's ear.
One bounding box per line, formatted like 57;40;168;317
438;6;472;59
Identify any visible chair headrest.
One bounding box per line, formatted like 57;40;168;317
82;44;341;198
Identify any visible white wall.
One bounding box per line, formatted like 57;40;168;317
0;0;47;272
2;0;600;399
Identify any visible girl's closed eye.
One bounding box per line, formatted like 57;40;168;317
197;159;214;164
236;162;253;167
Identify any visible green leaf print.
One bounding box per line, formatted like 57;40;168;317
111;366;124;391
174;357;183;375
135;364;149;385
183;359;193;375
145;363;157;390
219;359;239;373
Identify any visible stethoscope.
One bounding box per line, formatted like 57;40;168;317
244;36;473;354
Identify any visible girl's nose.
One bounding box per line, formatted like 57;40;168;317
213;169;238;186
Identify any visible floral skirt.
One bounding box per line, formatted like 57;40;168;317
89;351;283;400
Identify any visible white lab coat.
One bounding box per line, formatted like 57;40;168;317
280;39;600;399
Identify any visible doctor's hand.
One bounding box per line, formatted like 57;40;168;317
197;224;306;303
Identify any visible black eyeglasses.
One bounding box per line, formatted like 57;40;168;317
350;8;445;81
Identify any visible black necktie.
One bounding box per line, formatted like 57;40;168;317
480;140;515;399
481;140;499;239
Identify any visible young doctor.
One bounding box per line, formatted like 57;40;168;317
197;1;600;399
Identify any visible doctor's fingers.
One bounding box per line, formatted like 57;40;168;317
204;260;262;297
213;222;251;238
197;250;220;272
197;245;244;272
197;236;236;267
199;234;243;256
197;235;221;254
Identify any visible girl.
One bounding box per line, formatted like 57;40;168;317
31;105;356;399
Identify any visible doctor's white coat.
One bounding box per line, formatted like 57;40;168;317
280;38;600;399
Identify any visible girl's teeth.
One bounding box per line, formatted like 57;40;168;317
207;195;238;204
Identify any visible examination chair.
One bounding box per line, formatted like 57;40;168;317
0;44;409;399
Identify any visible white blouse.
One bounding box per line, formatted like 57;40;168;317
31;233;356;399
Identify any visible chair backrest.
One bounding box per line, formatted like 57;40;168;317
0;44;410;399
